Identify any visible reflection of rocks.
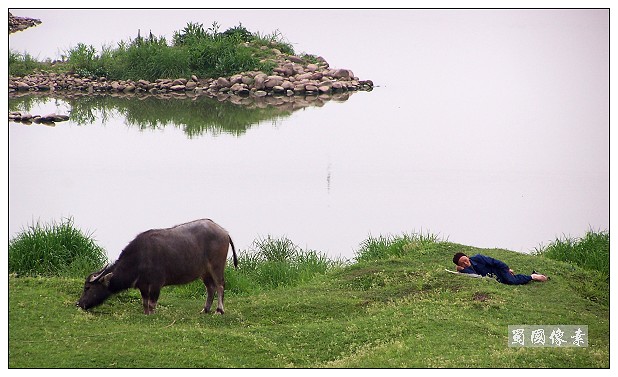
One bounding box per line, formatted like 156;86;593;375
9;12;42;34
8;88;355;114
9;111;69;125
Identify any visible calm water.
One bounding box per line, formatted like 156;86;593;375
8;9;609;261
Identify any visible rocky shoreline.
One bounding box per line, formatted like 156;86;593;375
9;12;41;34
9;59;373;99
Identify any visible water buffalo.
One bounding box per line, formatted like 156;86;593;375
77;219;238;315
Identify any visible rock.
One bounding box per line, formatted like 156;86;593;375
306;64;319;72
16;82;30;91
216;77;231;88
332;69;352;79
169;85;186;91
296;73;313;81
172;78;187;85
265;75;284;87
230;74;243;84
230;83;244;92
332;81;344;90
281;80;295;90
254;74;267;90
287;55;304;64
185;81;197;90
311;72;323;80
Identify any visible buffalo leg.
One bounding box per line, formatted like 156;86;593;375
202;276;216;313
215;279;225;314
140;287;160;315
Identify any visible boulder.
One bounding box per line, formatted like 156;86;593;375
216;77;231;88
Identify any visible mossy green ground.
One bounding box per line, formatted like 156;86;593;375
9;243;608;368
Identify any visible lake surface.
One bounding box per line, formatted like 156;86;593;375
8;9;609;261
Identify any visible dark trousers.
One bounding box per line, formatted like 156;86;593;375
494;268;532;285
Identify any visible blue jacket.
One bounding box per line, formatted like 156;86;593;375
460;254;510;277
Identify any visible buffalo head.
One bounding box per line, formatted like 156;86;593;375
76;265;114;310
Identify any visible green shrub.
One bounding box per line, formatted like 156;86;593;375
9;218;108;277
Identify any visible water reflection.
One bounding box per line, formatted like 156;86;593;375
9;91;357;137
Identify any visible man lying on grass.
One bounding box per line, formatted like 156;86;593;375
452;252;548;284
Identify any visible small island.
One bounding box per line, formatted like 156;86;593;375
9;13;374;104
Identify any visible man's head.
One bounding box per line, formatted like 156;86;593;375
453;252;471;268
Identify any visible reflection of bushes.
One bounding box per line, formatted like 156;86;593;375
9;93;292;137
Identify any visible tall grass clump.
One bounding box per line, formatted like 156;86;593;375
66;43;109;78
355;232;443;262
108;33;191;81
9;218;108;277
534;229;609;278
225;236;341;294
173;22;285;78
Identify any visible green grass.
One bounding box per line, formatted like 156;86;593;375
8;229;609;368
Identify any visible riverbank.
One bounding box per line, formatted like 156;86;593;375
9;216;608;367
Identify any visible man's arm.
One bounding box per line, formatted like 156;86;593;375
475;254;510;270
458;266;477;275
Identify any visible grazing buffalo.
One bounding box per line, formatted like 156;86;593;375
77;219;238;315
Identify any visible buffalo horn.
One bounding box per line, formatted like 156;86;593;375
89;264;111;282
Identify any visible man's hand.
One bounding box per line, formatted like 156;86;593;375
456;265;464;272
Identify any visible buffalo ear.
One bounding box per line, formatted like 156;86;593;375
100;272;114;287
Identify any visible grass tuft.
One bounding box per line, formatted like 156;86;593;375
354;232;444;262
8;217;108;277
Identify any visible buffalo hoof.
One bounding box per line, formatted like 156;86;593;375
216;308;224;315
